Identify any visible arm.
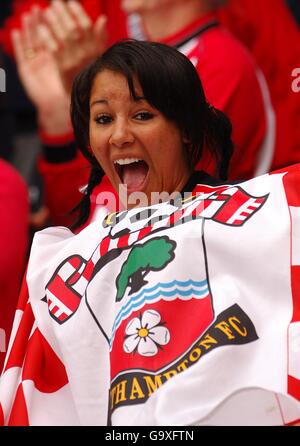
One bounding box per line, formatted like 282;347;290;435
37;131;90;227
11;5;87;227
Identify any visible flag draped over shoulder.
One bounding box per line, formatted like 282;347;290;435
1;165;300;426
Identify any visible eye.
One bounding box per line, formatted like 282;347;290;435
94;114;112;125
134;111;154;121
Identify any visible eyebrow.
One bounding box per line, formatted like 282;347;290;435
90;99;108;108
90;96;146;108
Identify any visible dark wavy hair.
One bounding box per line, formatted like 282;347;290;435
70;39;234;228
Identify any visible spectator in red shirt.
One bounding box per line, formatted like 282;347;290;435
0;159;28;372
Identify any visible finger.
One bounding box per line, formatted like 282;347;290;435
43;6;69;42
51;0;83;37
11;29;26;64
93;15;108;46
67;1;93;32
37;24;60;54
22;13;38;51
32;4;44;30
30;5;45;50
32;4;42;18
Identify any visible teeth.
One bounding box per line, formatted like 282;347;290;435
114;158;142;166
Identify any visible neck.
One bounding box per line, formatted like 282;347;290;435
140;1;214;40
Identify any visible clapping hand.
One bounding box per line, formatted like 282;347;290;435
41;0;107;94
12;5;72;135
12;1;107;135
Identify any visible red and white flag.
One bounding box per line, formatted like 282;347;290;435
0;165;300;426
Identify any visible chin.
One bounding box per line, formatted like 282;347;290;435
121;0;142;14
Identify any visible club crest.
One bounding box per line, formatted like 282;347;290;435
43;183;265;414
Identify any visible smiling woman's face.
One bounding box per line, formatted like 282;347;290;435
89;69;191;208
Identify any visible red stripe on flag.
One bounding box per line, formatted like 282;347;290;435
68;256;82;270
282;168;300;207
213;189;250;223
285;418;300;426
100;237;110;256
22;328;68;393
8;384;29;426
4;303;34;372
137;226;153;240
58;312;69;322
100;236;110;256
82;259;94;281
288;375;300;401
48;303;59;315
168;209;184;226
118;233;130;249
47;276;81;312
17;270;29;311
0;402;4;426
291;266;300;322
68;271;81;286
270;163;300;177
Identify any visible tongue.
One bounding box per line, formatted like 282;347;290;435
122;161;148;189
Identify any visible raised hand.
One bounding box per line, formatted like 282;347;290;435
41;0;107;94
12;5;72;135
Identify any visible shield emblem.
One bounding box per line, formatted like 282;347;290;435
108;224;214;413
45;255;88;324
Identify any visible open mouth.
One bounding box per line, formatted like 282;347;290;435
114;158;149;191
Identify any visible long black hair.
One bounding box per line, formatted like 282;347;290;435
70;39;234;229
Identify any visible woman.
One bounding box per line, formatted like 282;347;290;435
0;40;299;426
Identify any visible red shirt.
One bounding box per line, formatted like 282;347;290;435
0;160;28;372
218;0;300;170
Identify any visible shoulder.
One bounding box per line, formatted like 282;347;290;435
30;216;105;257
191;24;259;77
0;159;27;194
189;25;265;112
0;160;28;215
31;225;75;249
27;220;102;278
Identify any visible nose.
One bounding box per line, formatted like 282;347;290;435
109;119;135;148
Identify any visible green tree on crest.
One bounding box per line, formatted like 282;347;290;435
116;236;176;301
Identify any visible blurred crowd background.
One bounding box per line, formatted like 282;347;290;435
0;0;300;369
